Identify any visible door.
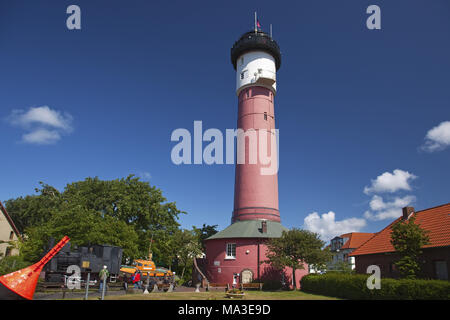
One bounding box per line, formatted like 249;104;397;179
241;269;253;284
435;261;448;280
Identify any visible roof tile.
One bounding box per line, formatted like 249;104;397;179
350;203;450;256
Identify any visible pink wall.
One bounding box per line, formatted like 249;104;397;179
233;86;280;223
205;237;308;289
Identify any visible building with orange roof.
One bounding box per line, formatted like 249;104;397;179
324;232;375;271
350;204;450;280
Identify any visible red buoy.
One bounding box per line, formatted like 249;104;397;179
0;236;70;300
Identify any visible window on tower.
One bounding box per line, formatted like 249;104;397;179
264;112;267;121
226;243;236;259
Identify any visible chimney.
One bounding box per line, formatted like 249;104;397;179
402;206;415;220
261;220;267;234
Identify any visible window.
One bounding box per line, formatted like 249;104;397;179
264;112;267;121
330;237;344;251
240;57;244;65
9;231;14;240
226;243;236;259
240;70;247;80
5;247;11;257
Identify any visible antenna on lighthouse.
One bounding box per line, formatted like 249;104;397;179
270;24;272;38
254;12;257;33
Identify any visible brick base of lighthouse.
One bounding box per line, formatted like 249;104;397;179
200;221;308;289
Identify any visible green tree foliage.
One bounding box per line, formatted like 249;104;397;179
4;182;60;232
193;224;218;251
0;255;29;276
327;260;354;274
5;175;183;264
174;229;203;281
390;216;430;279
264;228;331;289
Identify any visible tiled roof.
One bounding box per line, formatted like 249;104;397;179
350;203;450;256
0;201;22;240
340;233;375;249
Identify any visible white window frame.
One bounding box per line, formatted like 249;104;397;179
225;243;236;259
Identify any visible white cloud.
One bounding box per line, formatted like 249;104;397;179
22;128;61;145
303;211;367;242
8;106;73;131
421;121;450;152
364;195;416;221
7;106;73;145
363;169;417;194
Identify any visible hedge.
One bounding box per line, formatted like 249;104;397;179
300;273;450;300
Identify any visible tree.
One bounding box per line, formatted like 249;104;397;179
5;175;184;264
174;229;203;281
264;228;331;290
4;182;61;233
390;215;430;279
193;224;218;252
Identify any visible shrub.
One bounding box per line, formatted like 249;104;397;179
261;279;284;291
0;255;29;276
300;273;450;300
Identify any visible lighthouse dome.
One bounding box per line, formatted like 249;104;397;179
231;30;281;70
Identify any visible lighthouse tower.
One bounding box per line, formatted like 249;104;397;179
201;27;308;288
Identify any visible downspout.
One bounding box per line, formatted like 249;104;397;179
257;239;260;281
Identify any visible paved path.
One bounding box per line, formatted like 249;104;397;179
34;286;209;300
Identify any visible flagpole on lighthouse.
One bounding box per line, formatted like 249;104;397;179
254;12;257;33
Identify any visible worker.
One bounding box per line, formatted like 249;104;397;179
99;265;109;293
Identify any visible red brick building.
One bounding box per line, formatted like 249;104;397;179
350;203;450;280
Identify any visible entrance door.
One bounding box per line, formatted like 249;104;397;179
435;261;448;280
241;269;253;284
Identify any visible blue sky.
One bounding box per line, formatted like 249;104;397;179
1;0;449;241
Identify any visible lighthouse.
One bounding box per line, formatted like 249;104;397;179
201;26;308;289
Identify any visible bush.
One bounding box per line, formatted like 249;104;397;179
261;279;285;291
0;255;29;276
300;273;450;300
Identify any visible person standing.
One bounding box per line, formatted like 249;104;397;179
99;265;109;293
132;270;141;289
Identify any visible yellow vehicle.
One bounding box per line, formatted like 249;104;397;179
120;259;174;278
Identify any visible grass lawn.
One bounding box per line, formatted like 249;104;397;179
94;290;339;300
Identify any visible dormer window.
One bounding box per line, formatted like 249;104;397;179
331;237;344;251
